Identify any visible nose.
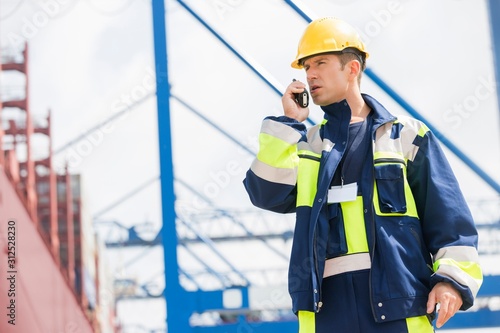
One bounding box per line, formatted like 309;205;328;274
306;69;317;82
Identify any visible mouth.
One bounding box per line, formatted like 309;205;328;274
310;85;320;95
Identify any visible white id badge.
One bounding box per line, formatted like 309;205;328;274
327;182;358;203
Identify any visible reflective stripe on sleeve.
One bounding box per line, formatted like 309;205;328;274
251;119;303;185
433;246;483;297
250;158;297;185
257;133;299;169
261;118;303;144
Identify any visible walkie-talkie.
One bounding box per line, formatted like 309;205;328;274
292;79;309;108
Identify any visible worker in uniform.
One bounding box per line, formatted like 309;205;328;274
243;17;482;333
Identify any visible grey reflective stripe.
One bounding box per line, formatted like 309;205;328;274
322;138;334;153
298;141;311;151
261;119;303;144
306;124;324;154
434;246;482;297
436;264;481;297
250;158;297;185
434;246;480;263
296;128;332;153
398;116;427;161
323;253;371;277
374;116;429;162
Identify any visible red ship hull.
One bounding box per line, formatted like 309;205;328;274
0;169;94;333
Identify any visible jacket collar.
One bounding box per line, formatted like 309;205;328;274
361;93;396;129
320;93;396;131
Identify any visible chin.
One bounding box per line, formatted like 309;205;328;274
315;100;329;107
312;97;325;106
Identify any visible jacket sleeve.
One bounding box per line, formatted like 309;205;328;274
406;123;483;310
243;116;307;214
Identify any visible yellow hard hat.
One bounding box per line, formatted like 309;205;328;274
291;17;369;69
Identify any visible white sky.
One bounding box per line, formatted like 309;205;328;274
1;0;500;332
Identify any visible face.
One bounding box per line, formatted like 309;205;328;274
302;54;350;106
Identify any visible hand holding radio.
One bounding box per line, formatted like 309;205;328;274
282;79;310;122
292;79;309;108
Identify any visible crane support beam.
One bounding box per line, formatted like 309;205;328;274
487;0;500;126
152;1;190;332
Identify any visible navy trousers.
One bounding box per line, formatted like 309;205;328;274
299;270;435;333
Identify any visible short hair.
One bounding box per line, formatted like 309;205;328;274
338;48;366;85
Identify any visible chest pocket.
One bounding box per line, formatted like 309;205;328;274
374;162;407;214
373;159;419;217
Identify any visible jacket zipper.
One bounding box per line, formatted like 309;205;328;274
313;228;322;312
368;187;378;321
313;115;398;314
369;122;394;322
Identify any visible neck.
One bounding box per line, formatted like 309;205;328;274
346;92;370;123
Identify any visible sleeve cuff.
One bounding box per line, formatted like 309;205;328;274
430;274;474;310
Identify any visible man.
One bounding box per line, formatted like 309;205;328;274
243;17;482;332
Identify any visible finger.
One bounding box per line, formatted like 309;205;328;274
291;86;306;94
426;290;436;313
435;304;446;328
286;86;304;99
450;297;462;317
453;297;463;314
436;299;451;328
292;78;305;85
290;80;306;90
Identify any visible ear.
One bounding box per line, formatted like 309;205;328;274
349;60;361;79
